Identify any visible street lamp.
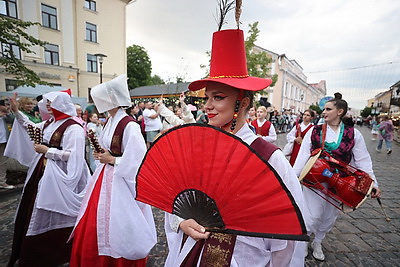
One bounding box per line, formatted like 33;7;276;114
94;53;107;83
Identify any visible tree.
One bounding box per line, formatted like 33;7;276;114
0;16;48;86
309;102;322;114
127;44;152;89
360;106;372;118
126;45;165;88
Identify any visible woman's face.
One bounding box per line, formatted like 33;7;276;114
256;107;267;120
248;107;256;117
322;102;343;124
46;100;53;114
302;111;313;124
22;101;34;112
204;83;238;130
90;113;98;123
76;107;83;117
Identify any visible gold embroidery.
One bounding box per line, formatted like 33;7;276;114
202;244;229;267
212;233;233;244
52;132;61;144
112;135;120;147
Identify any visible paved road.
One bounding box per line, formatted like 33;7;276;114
1;126;399;266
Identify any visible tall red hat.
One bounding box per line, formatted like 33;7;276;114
189;29;272;92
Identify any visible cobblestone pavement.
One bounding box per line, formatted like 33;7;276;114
1;126;399;266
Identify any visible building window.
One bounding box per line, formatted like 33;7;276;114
41;4;57;30
0;0;17;18
84;0;96;11
0;41;21;59
5;79;18;91
87;54;98;73
85;22;97;42
44;44;59;65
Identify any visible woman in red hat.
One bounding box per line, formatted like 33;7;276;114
164;29;306;267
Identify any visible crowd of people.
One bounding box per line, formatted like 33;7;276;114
0;18;391;267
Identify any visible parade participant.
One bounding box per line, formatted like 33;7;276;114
6;91;90;266
286;109;315;166
70;74;156;267
164;26;305;266
251;105;277;143
293;93;381;261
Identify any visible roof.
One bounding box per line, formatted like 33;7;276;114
0;85;88;109
129;82;191;98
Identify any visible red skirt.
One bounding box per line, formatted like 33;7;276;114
70;166;147;267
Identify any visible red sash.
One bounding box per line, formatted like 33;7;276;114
289;124;313;166
251;120;271;136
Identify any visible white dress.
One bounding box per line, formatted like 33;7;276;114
164;124;306;267
72;108;157;260
293;124;378;243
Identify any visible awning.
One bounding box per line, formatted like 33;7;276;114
130;82;205;99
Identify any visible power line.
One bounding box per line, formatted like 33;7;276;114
305;61;400;74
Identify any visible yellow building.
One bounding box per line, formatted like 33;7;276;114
0;0;131;99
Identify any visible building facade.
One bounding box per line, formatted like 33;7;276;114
253;45;326;113
0;0;130;99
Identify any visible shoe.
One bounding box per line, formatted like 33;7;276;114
376;148;381;153
0;183;15;190
387;149;392;154
311;241;325;261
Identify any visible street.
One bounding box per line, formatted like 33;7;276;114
0;126;399;266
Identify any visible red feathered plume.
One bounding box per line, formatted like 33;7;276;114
136;124;308;241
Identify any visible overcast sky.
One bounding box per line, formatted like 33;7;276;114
126;0;400;109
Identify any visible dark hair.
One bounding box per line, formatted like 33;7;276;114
304;109;316;118
243;90;254;111
327;92;348;118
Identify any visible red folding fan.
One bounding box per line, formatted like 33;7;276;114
136;124;308;241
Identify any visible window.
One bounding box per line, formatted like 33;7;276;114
44;44;59;65
84;0;96;11
87;54;98;73
0;0;17;18
41;4;57;29
1;42;21;59
85;23;97;42
5;79;18;91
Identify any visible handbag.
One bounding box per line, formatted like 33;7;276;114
282;141;294;156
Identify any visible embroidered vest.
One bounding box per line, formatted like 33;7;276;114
311;124;355;164
109;116;135;156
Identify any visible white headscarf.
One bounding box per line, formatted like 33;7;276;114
38;91;77;121
90;74;131;113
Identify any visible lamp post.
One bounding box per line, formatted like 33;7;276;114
94;53;107;83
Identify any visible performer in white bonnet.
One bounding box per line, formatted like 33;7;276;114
70;74;156;267
7;90;90;266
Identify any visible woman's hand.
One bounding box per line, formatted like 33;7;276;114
371;187;381;198
179;219;210;241
34;143;49;154
179;92;185;104
8;92;19;113
294;136;302;144
94;149;115;164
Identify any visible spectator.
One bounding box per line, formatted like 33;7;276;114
0;100;15;189
143;101;162;148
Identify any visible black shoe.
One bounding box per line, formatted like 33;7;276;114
387;149;392;154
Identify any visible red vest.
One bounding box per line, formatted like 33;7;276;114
251;120;271;136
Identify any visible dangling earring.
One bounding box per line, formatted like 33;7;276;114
230;100;240;133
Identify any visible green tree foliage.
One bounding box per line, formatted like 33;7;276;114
309;102;322;114
127;45;152;89
360;106;372;118
0;16;48;86
126;45;165;88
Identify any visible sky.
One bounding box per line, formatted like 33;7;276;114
126;0;400;109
